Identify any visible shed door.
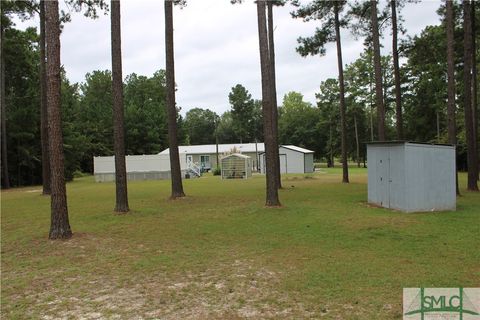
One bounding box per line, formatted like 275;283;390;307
377;153;390;208
262;154;287;174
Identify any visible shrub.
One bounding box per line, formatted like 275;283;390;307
73;170;88;179
213;167;221;176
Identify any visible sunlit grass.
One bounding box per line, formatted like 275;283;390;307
1;169;479;319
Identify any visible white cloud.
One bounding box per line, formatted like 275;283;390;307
13;0;442;115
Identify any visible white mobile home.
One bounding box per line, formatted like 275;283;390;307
93;143;315;182
259;145;315;174
159;143;264;172
93;143;265;182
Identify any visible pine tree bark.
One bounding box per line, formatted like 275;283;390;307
436;111;441;142
0;22;10;189
471;1;478;180
371;0;386;141
267;2;281;189
354;114;360;168
40;0;51;195
391;0;403;140
446;0;460;195
257;0;280;207
369;69;374;141
329;124;334;167
334;3;349;183
165;0;185;199
111;0;129;212
45;0;72;239
463;0;479;191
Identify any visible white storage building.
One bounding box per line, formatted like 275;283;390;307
367;141;456;212
259;145;315;174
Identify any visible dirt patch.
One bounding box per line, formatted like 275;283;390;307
25;189;42;193
15;259;316;319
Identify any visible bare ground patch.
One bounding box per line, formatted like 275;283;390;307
5;257;315;319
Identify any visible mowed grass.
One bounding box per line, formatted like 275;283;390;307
1;169;479;319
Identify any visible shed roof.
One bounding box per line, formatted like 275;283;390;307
221;153;251;159
366;140;454;147
159;143;264;155
280;145;315;154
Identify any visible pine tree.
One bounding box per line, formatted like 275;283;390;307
164;0;185;199
292;0;349;183
463;0;479;191
111;0;129;212
45;0;72;239
40;0;51;195
257;0;280;206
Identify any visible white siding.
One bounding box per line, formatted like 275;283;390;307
260;153;286;174
94;156;115;173
404;144;456;212
94;154;186;175
279;147;304;173
259;147;313;174
367;145;379;205
387;145;406;211
304;153;314;173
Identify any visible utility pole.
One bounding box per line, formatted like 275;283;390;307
255;138;259;172
215;115;219;170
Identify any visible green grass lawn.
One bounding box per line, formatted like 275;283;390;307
1;169;479;319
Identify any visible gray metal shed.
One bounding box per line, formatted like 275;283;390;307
367;142;456;212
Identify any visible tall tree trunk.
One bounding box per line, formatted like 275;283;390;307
257;0;280;207
111;0;129;212
329;124;334;168
40;0;51;195
0;22;10;189
369;53;374;141
436;111;440;142
354;114;360;168
391;0;403;140
370;101;374;141
215;118;219;169
255;138;259;172
334;3;349;183
371;0;386;141
45;0;72;239
471;0;479;180
267;2;281;189
446;0;460;195
463;0;479;191
164;0;185;199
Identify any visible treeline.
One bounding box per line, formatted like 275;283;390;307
3;31;174;186
1;1;479;188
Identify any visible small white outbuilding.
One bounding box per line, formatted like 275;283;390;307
260;145;315;174
93;154;186;182
221;153;252;179
367;141;456;212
